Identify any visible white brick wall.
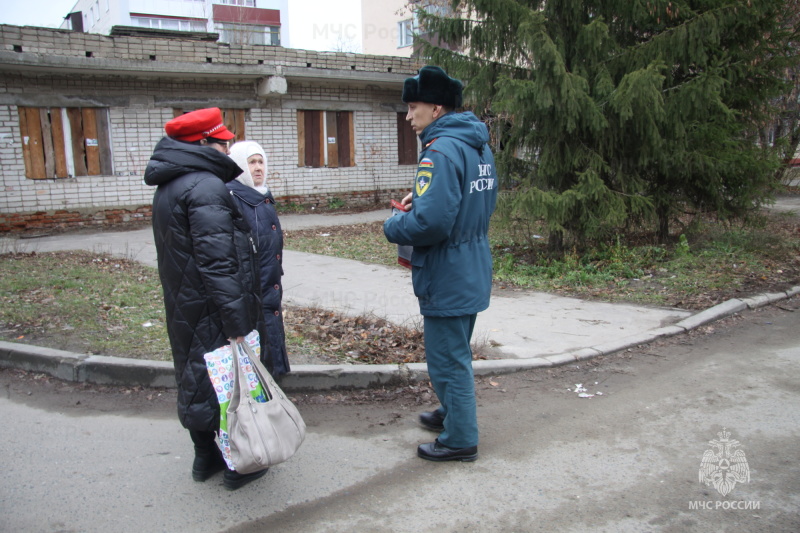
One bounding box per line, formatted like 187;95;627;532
0;80;416;216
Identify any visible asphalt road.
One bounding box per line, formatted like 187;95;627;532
2;300;799;533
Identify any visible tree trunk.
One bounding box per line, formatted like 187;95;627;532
657;204;670;244
547;231;564;255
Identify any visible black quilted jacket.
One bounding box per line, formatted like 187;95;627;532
144;137;265;431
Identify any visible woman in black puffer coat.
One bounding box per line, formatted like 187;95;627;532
144;136;265;434
227;141;290;377
145;109;271;491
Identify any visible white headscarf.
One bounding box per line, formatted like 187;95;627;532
229;141;269;195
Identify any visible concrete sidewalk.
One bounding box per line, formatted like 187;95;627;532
1;208;798;390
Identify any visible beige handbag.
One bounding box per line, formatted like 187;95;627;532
227;340;306;473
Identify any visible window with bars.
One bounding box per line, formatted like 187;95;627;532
397;112;418;165
17;106;112;179
296;110;355;168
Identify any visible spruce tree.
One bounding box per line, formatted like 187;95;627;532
768;3;800;181
417;0;800;248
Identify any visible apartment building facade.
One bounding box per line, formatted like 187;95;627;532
61;0;290;48
59;0;437;57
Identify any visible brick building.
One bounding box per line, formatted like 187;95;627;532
0;24;421;232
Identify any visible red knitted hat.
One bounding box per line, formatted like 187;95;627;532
164;108;235;142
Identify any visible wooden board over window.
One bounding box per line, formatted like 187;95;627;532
19;107;47;180
50;110;68;178
297;110;355;168
305;110;323;167
18;106;112;179
82;108;101;175
326;111;339;168
297;110;306;166
337;111;354;167
222;109;246;142
96;108;112;175
66;108;88;177
397;112;418;165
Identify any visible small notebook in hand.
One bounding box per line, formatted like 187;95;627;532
390;199;413;269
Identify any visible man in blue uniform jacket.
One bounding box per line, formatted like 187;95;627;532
384;66;498;462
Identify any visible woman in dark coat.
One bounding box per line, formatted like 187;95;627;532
143;108;268;490
227;141;290;377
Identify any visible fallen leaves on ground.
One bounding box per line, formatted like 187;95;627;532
283;307;426;364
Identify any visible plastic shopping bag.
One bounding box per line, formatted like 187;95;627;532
203;330;266;470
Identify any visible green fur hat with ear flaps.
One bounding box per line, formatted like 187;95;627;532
402;65;463;108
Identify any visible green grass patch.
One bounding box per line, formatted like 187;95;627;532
490;218;800;307
284;222;398;267
0;251;172;360
284;214;800;309
0;248;424;364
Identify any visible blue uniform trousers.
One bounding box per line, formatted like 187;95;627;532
424;314;478;449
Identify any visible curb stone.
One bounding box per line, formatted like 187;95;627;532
1;287;798;392
674;299;748;330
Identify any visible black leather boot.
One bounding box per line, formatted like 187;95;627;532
417;439;478;462
419;409;445;432
223;468;269;490
189;430;226;482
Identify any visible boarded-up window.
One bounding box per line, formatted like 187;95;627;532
296;110;355;168
172;108;247;142
397;112;418;165
18;106;112;179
